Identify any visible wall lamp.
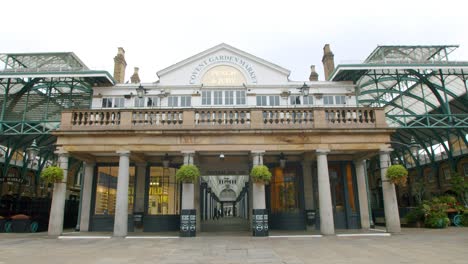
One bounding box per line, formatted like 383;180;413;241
136;84;147;98
162;153;170;168
298;82;310;96
279;152;286;169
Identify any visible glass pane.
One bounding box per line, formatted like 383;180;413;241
345;163;356;212
270;166;299;213
94;166;135;215
147;166;179;215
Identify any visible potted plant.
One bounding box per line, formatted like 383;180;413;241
176;164;200;183
40;165;64;184
422;197;450;228
386;164;408;186
404;206;425;227
250;165;272;183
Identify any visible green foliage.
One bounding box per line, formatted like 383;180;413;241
450;173;468;207
424;211;450;228
250;165;272;183
40;166;64;183
461;211;468;227
176;164;200;183
405;207;425;224
421;197;450;228
386;164;408;186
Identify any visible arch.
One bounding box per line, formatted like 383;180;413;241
219;188;237;201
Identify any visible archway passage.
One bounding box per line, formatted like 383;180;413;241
200;175;250;234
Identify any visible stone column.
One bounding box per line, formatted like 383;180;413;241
317;149;334;235
252;151;266;210
79;162;95;232
181;151;195;210
113;150;130;237
134;163;146;213
380;149;401;233
48;151;69;236
207;191;211;220
355;159;370;230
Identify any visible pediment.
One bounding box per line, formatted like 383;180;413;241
157;43;291;85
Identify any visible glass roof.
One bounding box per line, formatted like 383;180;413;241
331;45;468;149
0;52;88;71
364;45;459;64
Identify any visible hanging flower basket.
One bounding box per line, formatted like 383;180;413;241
40;166;64;184
176;164;200;183
250;165;272;183
386;164;408;186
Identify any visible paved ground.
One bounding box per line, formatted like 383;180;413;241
0;227;467;264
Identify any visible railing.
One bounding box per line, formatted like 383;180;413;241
60;107;387;131
262;109;314;128
133;110;183;127
195;109;251;126
71;110;121;126
324;108;377;128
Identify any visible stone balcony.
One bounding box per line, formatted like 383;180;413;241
59;107;388;132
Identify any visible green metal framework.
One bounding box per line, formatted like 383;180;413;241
330;45;468;174
0;52;115;194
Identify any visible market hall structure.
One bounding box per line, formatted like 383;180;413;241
0;44;466;236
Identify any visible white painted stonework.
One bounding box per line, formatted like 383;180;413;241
92;43;356;109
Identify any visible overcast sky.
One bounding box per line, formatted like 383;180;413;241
2;0;467;82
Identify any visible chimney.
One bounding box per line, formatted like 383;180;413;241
130;67;141;84
113;47;127;83
309;65;319;81
322;44;335;81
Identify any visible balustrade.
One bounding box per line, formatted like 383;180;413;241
62;107;385;131
132;110;183;126
195;109;250;126
325;108;376;127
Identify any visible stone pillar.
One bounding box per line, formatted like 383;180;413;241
113;150;130;237
316;149;334;235
302;160;314;211
48;151;69;236
355;159;370;230
251;151;266;209
207;191;211;220
79;162;95;232
134;163;146;213
380;149;401;233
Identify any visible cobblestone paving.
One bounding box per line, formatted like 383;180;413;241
0;228;467;264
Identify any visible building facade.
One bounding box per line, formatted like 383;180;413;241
49;43;400;236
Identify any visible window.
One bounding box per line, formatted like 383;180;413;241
335;95;346;105
168;96;178;107
256;95;268;106
323;95;334;105
269;95;280;106
102;98;112;108
147;167;180;215
180;96;191;107
134;97;145;107
236;91;246;105
290;96;301;105
202;91;211;105
270;166;300;213
214;91;223;105
303;96;313;105
102;97;125;108
94;166;135;215
443;168;451;180
463;163;468;177
225;91;234;105
147;97;159;107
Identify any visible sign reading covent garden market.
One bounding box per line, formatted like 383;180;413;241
189;55;258;84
